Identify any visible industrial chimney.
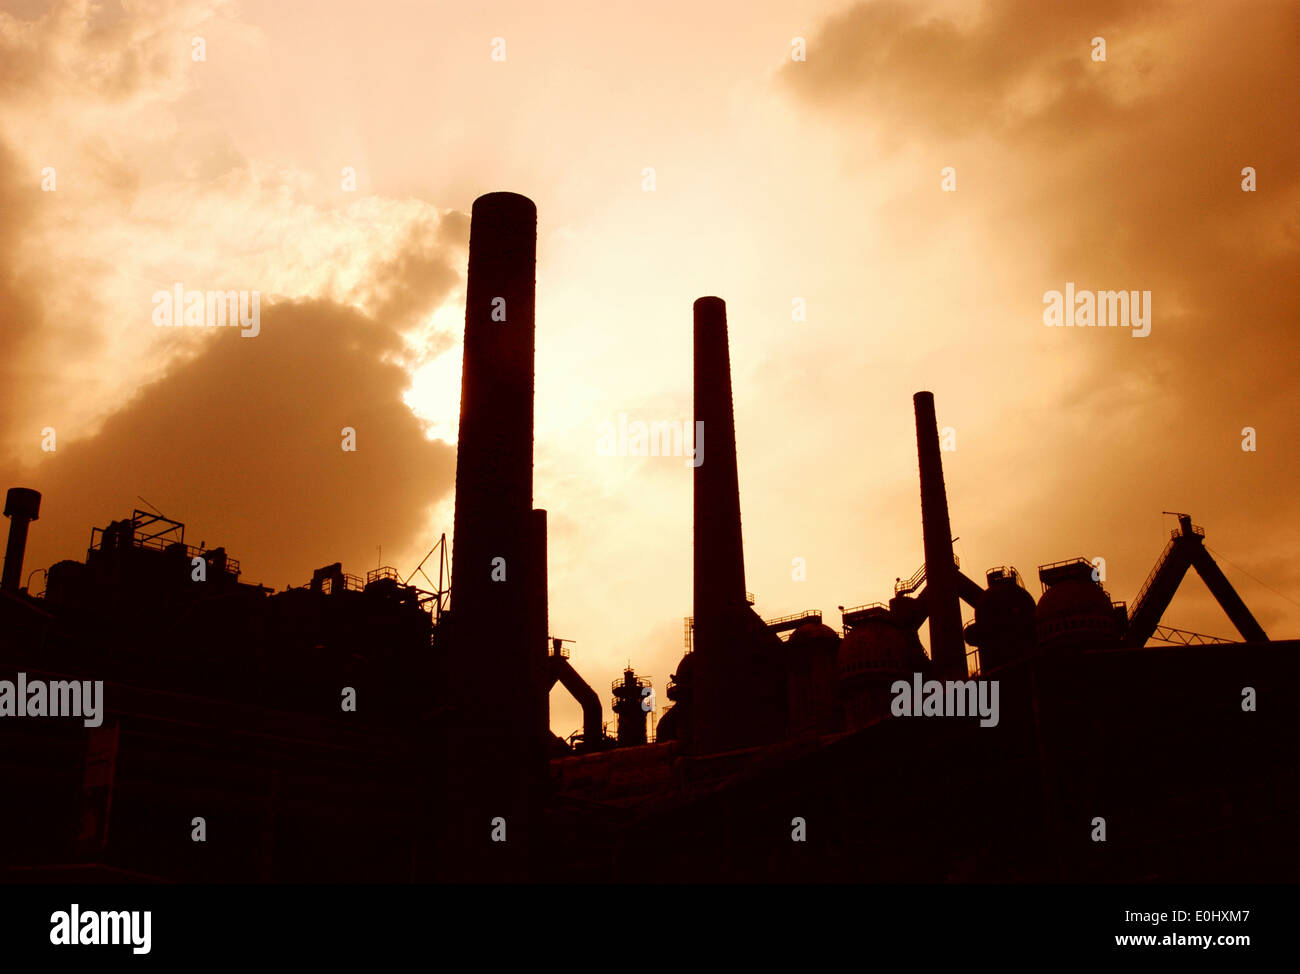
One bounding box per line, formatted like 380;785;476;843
914;392;967;680
692;297;747;614
440;192;544;880
2;487;41;593
692;297;747;753
450;191;537;628
691;298;786;753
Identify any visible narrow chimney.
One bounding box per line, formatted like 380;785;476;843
3;487;41;592
692;297;749;753
450;191;537;631
441;192;539;880
914;392;966;679
692;297;747;612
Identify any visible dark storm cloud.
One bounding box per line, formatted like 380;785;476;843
16;298;457;589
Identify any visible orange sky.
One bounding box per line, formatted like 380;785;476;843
3;0;1298;737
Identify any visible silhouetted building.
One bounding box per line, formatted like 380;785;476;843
611;667;651;747
1036;558;1122;651
964;567;1037;672
0;506;436;880
785;622;838;738
655;651;694;744
2;193;1296;884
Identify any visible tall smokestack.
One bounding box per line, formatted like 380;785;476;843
451;192;536;624
692;297;753;753
914;392;966;679
3;487;41;592
693;297;747;611
440;192;541;880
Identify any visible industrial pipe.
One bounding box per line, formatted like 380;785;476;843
3;487;41;593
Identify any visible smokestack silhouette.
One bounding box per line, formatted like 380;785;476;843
441;192;541;879
914;392;966;679
693;297;746;611
3;487;40;592
692;297;755;753
451;192;536;623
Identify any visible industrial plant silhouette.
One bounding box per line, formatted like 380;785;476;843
1;192;1296;883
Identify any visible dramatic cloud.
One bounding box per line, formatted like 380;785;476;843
777;0;1300;636
2;0;466;590
0;0;468;445
19;299;456;589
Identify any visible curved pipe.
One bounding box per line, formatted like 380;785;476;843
548;654;603;748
